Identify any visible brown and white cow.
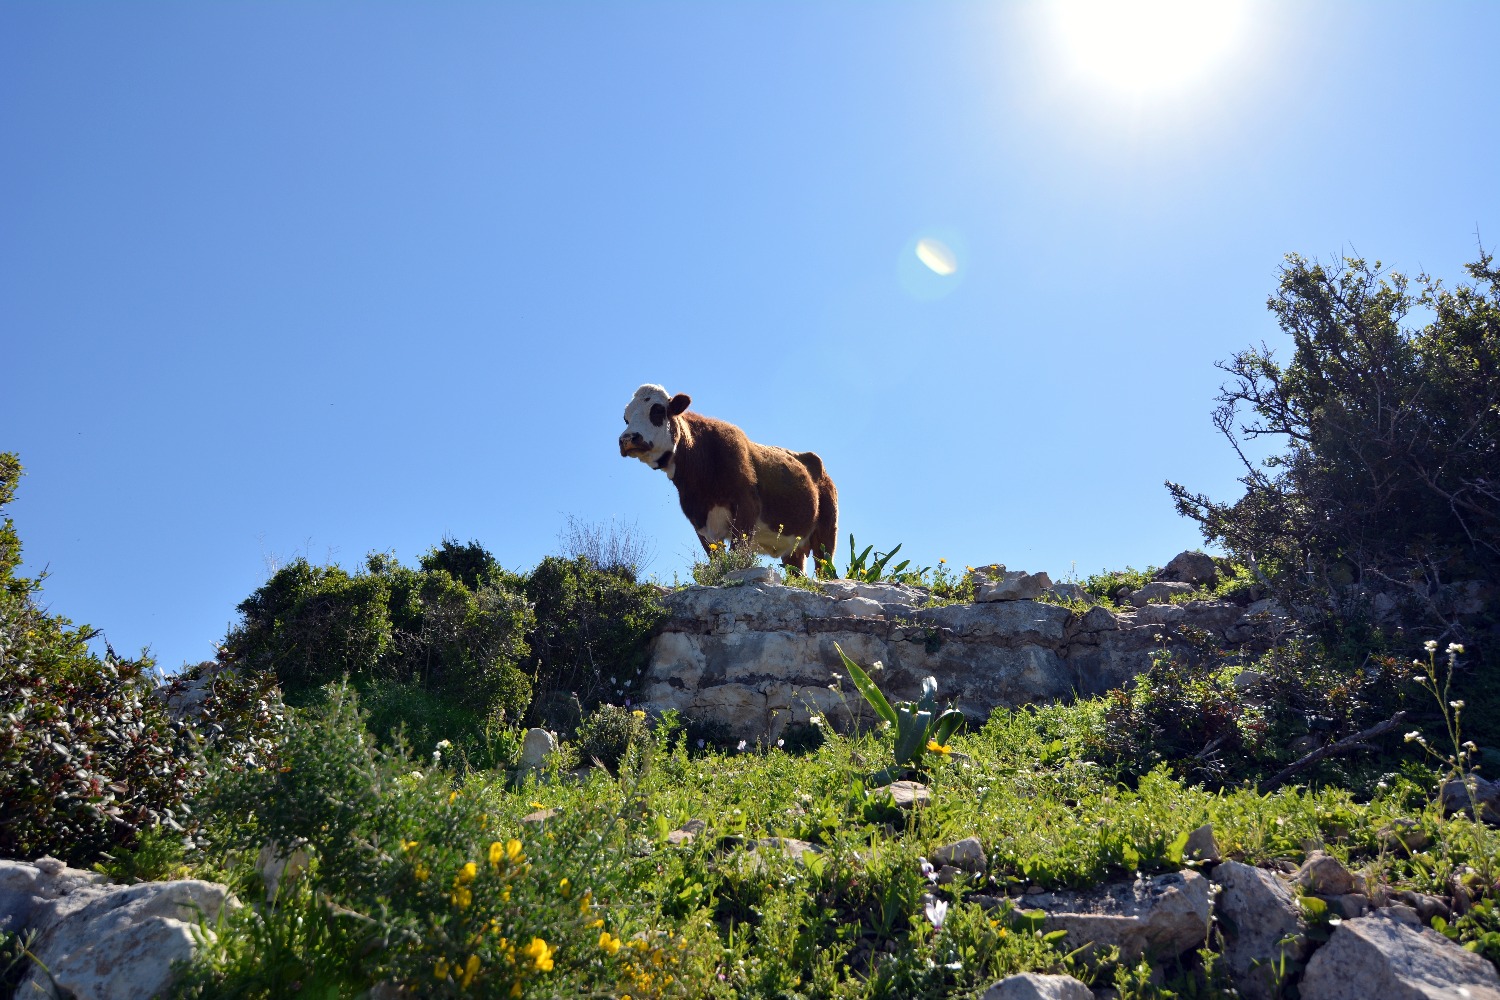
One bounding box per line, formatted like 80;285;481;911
618;384;837;572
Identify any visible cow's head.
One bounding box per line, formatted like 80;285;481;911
619;384;691;470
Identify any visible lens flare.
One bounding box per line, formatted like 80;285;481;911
915;238;958;276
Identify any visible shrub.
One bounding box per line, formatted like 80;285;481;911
227;545;534;738
1167;249;1500;631
518;556;666;716
0;454;203;865
688;538;761;586
573;703;650;772
558;514;656;577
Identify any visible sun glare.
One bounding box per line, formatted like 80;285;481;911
915;238;958;276
1056;0;1243;94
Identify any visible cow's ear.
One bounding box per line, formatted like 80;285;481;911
669;393;692;415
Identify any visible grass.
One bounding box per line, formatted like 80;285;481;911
157;677;1499;1000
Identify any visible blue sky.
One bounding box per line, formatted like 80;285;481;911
3;2;1497;670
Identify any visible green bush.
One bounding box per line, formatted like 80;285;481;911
0;454;202;865
518;556;666;716
573;703;650;772
228;544;534;736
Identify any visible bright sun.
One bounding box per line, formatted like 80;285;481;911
1056;0;1244;94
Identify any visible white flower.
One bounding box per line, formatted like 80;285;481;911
1448;643;1466;654
1450;700;1465;710
924;897;949;929
809;715;823;727
1424;640;1439;652
777;739;785;748
1404;731;1421;742
737;740;748;752
919;858;937;883
435;739;452;750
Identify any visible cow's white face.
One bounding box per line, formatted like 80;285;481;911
619;384;691;472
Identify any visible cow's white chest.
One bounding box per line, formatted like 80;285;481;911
698;506;734;544
752;523;800;558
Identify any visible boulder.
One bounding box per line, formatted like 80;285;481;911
1183;823;1221;865
255;840;310;903
1439;774;1500;824
976;569;1054;603
980;973;1094;1000
666;819;706;846
1157;551;1219;587
1294;851;1362;897
869;781;930;809
1212;861;1308;1000
8;862;236;1000
519;728;558;770
1129;581;1196;607
930;836;987;873
1047;582;1093;604
721;566;782;586
1024;869;1212;962
1298;912;1500;1000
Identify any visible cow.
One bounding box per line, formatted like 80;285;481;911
618;384;837;572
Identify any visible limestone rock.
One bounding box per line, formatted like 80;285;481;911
255;840;310;902
722;566;782;586
0;859;111;935
1212;861;1307;1000
1294;851;1361;897
666;819;706;846
1025;870;1212;961
1439;774;1500;824
870;780;930;809
1183;823;1220;864
980;972;1094;1000
1047;582;1093;604
520;808;559;824
1378;818;1432;852
930;836;987;873
519;728;558;770
17;875;236;1000
1157;551;1219;587
1299;912;1500;1000
976;569;1054;602
1129;581;1196;607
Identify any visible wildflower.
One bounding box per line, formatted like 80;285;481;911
599;930;622;955
926;739;952;755
1425;640;1439;652
1449;643;1466;654
809;715;823;727
1450;700;1465;710
461;954;481;988
449;790;461;804
924;898;949;929
507;839;525;864
414;861;430;882
919;858;937;883
939;558;947;564
456;862;477;885
709;542;719;551
436;739;452;750
559;877;571;897
523;937;555;972
529;801;546;809
401;838;419;853
632;709;646;720
452;885;473;909
590;917;605;928
777;738;785;748
408;770;424;780
736;740;747;752
435;957;450;980
1405;731;1422;742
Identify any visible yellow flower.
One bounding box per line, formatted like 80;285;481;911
529;801;546;809
434;957;450;980
631;709;646;719
599;930;622;955
939;558;947;564
456;861;477;885
448;790;461;804
400;838;419;853
709;542;719;551
589;918;605;928
580;890;593;914
506;839;524;864
501;887;511;902
559;877;571;897
509;983;522;998
461;953;481;989
522;937;554;972
452;885;473;910
414;861;430;882
926;739;952;755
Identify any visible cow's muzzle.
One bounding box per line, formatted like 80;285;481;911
619;433;649;457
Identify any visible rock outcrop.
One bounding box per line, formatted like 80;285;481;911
639;569;1286;740
2;858;235;1000
1298;912;1500;1000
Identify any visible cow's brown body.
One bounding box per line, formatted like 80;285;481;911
619;386;837;572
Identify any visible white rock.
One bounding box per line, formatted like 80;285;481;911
980;972;1094;1000
18;878;236;1000
722;566;782;586
1212;861;1308;1000
519;728;558;769
1129;581;1195;607
976;569;1053;602
930;836;987;873
256;840;310;902
1299;912;1500;1000
1025;869;1212;961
